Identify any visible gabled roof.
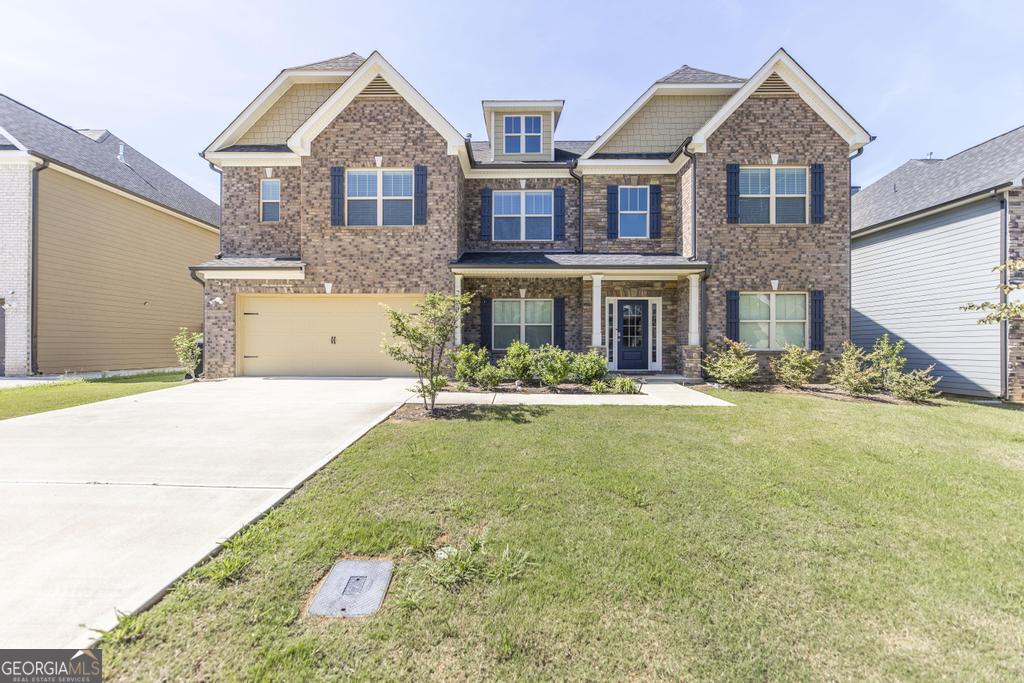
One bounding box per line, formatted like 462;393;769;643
657;65;745;84
0;93;219;227
689;48;871;154
288;51;467;158
290;53;365;71
852;125;1024;233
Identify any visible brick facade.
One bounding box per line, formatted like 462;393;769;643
1007;189;1023;401
582;174;680;254
0;160;36;375
221;166;301;258
697;96;852;371
462;177;579;252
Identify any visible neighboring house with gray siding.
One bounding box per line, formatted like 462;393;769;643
852;126;1024;400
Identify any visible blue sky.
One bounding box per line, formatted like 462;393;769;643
2;0;1020;202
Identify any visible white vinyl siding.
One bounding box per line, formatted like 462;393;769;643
852;198;1003;397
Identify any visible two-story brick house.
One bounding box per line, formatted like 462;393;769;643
194;49;870;379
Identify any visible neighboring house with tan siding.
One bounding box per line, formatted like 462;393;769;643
196;49;869;380
0;94;219;376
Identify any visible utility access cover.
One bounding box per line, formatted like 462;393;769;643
309;559;393;617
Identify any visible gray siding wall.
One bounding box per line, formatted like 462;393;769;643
852;198;1003;397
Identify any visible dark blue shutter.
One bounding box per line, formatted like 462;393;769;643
726;290;740;341
726;164;739;224
414;164;427;225
810;290;825;351
553;186;566;241
553;297;566;348
649;185;662;238
330;166;344;226
480;187;493;240
607;185;618;239
811;163;825;224
480;297;492;351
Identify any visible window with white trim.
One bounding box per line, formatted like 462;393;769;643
618;186;649;238
739;292;808;350
738;167;807;224
503;115;542;154
260;179;280;222
493;299;553;349
492;190;553;241
346;169;414;226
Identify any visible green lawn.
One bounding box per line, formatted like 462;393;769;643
101;391;1024;681
0;372;184;420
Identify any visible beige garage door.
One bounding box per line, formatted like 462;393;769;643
237;295;424;376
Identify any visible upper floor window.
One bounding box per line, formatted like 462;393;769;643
346;169;414;226
739;167;807;224
504;115;542;154
618;186;649;238
739;292;807;350
493;299;553;349
493;190;553;241
260;179;280;222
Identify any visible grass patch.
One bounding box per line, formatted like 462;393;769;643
101;392;1024;680
0;371;184;420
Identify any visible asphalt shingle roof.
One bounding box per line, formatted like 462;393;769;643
291;53;366;71
0;94;219;227
657;65;745;84
468;140;594;165
853;125;1024;232
453;252;708;269
192;257;304;270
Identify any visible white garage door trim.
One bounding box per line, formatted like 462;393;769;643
236;294;424;377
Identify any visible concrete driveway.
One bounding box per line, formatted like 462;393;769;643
0;377;411;649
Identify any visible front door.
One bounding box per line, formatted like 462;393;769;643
616;300;648;370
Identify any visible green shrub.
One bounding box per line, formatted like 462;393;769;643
867;333;907;391
570;349;609;385
828;341;879;395
889;366;941;402
450;343;489;385
498;340;534;383
610;375;640;395
475;364;505;391
704;339;759;387
172;328;203;379
532;344;572;387
769;345;822;388
590;380;609;394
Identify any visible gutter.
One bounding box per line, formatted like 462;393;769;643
673;136;698;260
29;159;49;374
567;158;584;252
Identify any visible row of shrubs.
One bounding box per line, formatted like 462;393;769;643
704;334;941;401
450;341;640;394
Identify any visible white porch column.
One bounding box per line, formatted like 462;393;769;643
591;274;603;347
454;273;463;346
688;273;701;346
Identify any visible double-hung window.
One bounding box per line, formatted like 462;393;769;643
738;167;808;224
346;169;414;226
618;186;649;238
738;292;808;350
492;190;553;241
504;115;542;154
260;179;280;222
493;299;553;349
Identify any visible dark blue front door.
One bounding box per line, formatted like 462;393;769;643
616;300;648;370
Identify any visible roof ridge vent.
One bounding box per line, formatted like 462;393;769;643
753;73;798;98
356;75;399;99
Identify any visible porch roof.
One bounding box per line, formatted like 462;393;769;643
451;252;709;277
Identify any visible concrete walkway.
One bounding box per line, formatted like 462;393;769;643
0;367;180;390
0;377;412;649
425;378;733;407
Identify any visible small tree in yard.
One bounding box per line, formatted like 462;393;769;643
769;345;821;388
962;257;1024;325
383;292;472;412
704;339;759;387
172;328;203;379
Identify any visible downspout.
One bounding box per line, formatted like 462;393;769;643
1000;191;1009;399
567;158;584;252
672;136;698;260
848;146;865;352
29;158;49;375
206;158;223;256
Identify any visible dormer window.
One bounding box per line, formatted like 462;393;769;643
504;115;542;154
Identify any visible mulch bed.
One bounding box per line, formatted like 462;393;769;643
700;382;926;405
451;382;606;395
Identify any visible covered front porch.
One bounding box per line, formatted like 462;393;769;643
450;253;708;379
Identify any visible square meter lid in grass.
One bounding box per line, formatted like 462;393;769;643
309;559;393;617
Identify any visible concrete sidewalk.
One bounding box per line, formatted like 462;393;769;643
422;378;733;407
